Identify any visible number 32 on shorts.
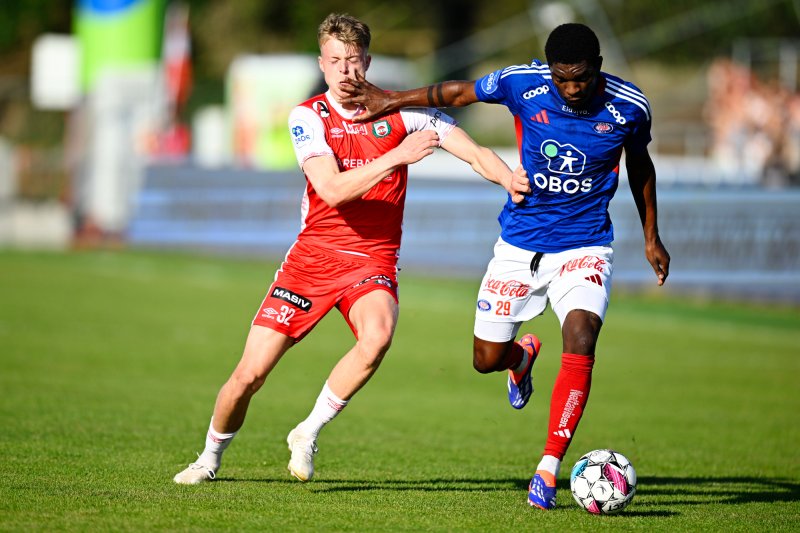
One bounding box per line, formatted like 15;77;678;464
277;305;295;324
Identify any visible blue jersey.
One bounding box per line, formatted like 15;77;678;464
475;60;652;253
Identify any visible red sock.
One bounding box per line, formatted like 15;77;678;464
543;353;595;460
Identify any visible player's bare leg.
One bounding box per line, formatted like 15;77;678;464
174;326;293;484
213;325;294;431
473;334;542;409
288;290;398;481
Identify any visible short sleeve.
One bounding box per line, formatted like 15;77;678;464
399;108;457;146
288;106;334;168
474;68;506;103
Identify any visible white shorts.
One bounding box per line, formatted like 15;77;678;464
474;237;613;342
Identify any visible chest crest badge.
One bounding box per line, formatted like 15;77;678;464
372;120;391;138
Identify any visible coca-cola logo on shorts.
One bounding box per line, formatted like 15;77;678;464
483;278;531;298
559;255;606;276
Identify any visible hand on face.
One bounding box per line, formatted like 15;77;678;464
319;38;370;106
340;70;389;122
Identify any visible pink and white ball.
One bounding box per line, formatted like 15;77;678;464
570;449;637;514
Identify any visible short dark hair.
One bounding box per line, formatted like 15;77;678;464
544;23;600;65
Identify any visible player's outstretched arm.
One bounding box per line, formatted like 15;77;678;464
626;148;670;286
341;71;480;122
440;127;530;204
302;130;439;208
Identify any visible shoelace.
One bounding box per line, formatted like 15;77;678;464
293;437;318;459
188;462;216;480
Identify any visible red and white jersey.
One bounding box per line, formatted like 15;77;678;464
288;91;456;264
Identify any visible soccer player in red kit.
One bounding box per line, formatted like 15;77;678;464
173;12;531;484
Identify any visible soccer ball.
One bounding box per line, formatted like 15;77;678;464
570;449;637;514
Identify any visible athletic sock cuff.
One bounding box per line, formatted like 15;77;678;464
562;352;595;372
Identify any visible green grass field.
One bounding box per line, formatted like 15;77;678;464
1;249;798;532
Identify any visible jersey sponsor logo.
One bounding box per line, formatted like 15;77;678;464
559;255;607;276
260;307;279;319
585;274;603;286
429;110;443;128
561;105;590;116
593;122;613;133
604;102;627;124
522;85;550;99
541;140;586;176
313;100;330;118
345;123;369;135
531;110;550;124
339;157;376;169
372;120;391;138
483;278;530;298
290;120;313;147
271;286;312;311
481;69;502;94
558;389;583;428
477;299;492;312
534;140;592;193
531;172;592;194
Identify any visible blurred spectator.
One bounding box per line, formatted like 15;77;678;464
705;58;800;187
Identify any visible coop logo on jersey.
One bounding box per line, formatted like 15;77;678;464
345;123;369;135
604;102;627;124
480;69;502;94
313;100;330;118
372;120;391;138
522;85;550;99
271;286;312;311
477;299;492;312
593;122;613;134
540;140;586;176
290;120;313;148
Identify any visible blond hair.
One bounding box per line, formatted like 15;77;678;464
317;13;371;52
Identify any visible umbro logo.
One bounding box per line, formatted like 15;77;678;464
585;274;603;286
530;110;550;124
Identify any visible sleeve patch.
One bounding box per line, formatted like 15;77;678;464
290;119;313;148
479;69;503;95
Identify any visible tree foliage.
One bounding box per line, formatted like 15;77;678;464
1;0;798;79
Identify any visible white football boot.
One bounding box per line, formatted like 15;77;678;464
287;426;318;482
173;462;217;485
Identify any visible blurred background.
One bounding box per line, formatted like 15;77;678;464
1;0;799;302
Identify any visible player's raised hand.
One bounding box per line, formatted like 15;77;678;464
645;237;670;286
394;130;439;165
508;165;531;204
342;71;392;122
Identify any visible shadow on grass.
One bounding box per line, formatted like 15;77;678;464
220;475;799;508
637;476;800;505
219;476;527;492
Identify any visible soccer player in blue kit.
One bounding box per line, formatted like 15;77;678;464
343;22;670;509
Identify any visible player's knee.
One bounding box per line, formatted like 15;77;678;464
229;369;266;397
472;344;503;374
562;310;602;355
357;328;394;366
